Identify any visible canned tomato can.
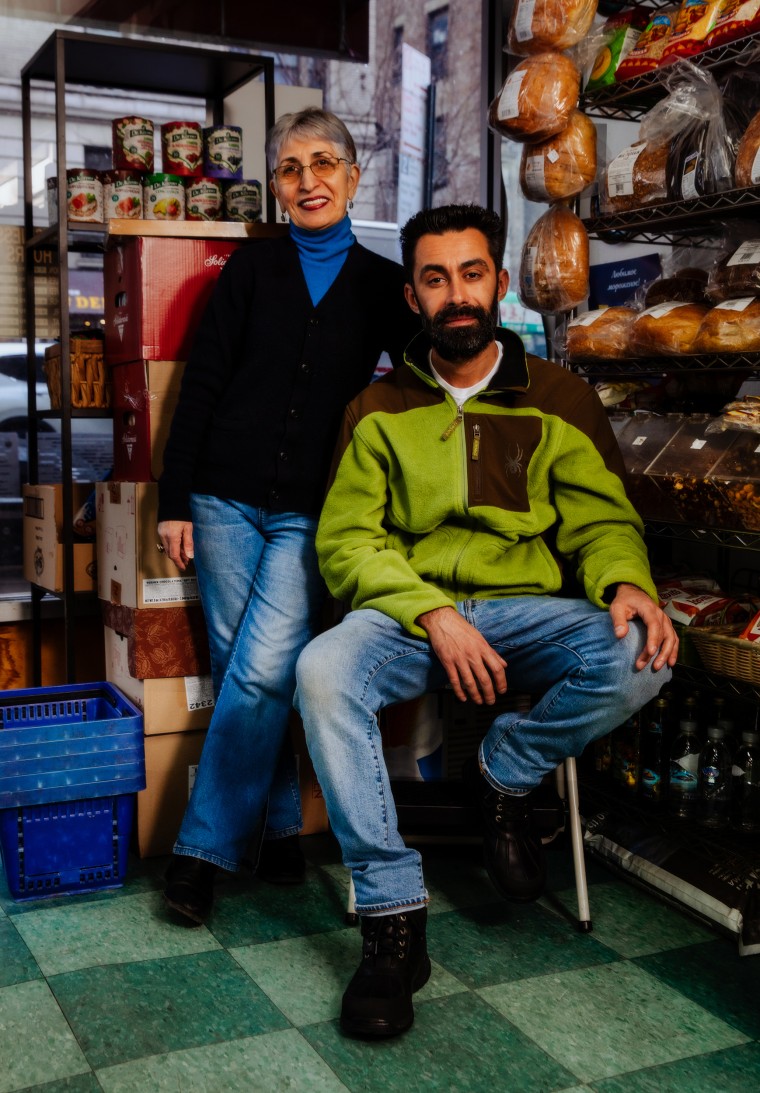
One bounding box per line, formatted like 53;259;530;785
224;179;262;223
143;174;185;221
103;170;143;219
203;125;243;179
185;177;224;221
112;116;155;172
161;121;203;176
66;169;103;222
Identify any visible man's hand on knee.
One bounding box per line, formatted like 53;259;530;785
608;583;679;672
416;607;508;705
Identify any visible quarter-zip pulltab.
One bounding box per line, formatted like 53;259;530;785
441;406;463;442
471;423;481;461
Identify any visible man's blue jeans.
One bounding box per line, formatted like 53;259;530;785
174;495;325;871
294;597;671;915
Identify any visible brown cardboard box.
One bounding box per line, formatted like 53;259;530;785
96;480;200;608
22;483;96;593
111;359;185;482
137;730;207;857
101;600;210;679
104;235;244;364
104;624;213;734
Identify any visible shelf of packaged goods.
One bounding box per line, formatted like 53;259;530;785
575;352;760;377
644;520;760;552
583;30;760;121
583;185;760;246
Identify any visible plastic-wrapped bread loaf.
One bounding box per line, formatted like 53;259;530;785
629;301;710;355
735;108;760;188
507;0;598;55
600;140;669;213
693;298;760;353
519;110;597;201
518;205;589;315
711;240;760;301
565;306;638;361
488;52;581;144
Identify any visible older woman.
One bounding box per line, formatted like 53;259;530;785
158;108;418;923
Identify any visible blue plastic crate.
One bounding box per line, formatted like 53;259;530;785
0;682;145;809
0;794;135;901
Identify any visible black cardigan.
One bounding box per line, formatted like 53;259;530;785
158;234;419;522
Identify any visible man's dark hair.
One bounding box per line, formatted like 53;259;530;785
399;204;505;281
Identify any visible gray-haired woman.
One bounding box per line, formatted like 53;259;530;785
157;108;418;923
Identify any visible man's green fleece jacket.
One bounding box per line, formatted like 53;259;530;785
316;327;657;638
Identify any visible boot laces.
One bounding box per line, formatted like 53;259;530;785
362;913;409;962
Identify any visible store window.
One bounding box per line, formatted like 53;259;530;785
500;144;548;359
391;26;404;86
426;8;449;82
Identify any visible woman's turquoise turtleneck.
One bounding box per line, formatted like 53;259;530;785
290;215;356;306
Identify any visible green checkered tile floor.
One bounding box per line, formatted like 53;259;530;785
1;833;759;1093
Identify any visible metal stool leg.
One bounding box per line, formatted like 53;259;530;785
345;874;359;926
563;755;592;932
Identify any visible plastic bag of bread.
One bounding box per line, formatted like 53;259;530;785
694;298;760;352
705;0;760;48
488;52;581;143
736;107;760;187
644;266;710;307
518;205;589;315
519;110;597;201
507;0;598;56
662;0;725;61
616;8;679;81
705;395;760;432
629;301;710;355
710;238;760;301
564;306;638;361
584;9;651;91
600;140;669;213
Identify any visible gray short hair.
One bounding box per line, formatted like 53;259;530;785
265;107;357;173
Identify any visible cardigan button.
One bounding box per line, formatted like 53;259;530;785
279;450;288;462
289;408;299;419
300;362;311;373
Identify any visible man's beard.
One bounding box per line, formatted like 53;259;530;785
420;297;499;364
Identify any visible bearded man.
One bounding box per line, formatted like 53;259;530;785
294;204;677;1039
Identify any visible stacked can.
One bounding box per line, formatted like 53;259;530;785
203;126;243;180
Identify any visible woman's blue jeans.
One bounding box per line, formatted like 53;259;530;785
294;597;671;915
174;494;325;871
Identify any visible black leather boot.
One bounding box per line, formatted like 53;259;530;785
256;834;306;885
163;855;218;925
467;760;546;902
341;907;431;1038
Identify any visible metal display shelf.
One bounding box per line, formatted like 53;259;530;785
583;185;760;246
576;351;760;378
673;662;760;706
584;30;760;121
644;520;760;553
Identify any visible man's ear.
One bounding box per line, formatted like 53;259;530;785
497;269;510;300
404;283;420;313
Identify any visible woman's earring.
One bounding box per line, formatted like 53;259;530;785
348;199;354;210
280;210;287;222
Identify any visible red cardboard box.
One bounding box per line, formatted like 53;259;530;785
101;600;210;679
111;359;185;482
104;235;243;364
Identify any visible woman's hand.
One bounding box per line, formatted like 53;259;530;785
157;520;195;572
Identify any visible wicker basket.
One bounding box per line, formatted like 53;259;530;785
688;624;760;685
44;338;111;409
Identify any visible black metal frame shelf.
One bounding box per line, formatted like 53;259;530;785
644;520;760;553
673;661;760;706
584;30;760;121
576;351;760;377
21;30;276;684
583;185;760;246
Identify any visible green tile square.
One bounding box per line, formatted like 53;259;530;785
546;880;714;958
95;1029;349;1092
478;961;750;1084
231;928;466;1027
0;980;89;1093
0;917;41;987
48;948;289;1070
633;939;760;1040
14;1077;102;1093
302;991;576;1093
429;902;619;989
12;891;220;976
591;1041;760;1092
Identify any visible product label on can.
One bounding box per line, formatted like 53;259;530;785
104;173;142;219
66;170;103;222
204;126;244;177
224;180;262;223
185;178;223;221
162;123;203;174
143;174;185;221
113;117;154;172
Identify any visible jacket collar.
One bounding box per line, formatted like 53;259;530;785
403;326;530;395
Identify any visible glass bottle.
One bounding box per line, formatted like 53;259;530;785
732;730;760;833
669;719;702;819
640;696;669;808
698;725;731;828
612;712;640;795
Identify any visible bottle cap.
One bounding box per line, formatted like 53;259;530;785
679;719;698;733
707;726;724;741
741;731;760;745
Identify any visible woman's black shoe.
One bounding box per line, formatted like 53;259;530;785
256;834;306;885
163;855;218;924
341;907;431;1038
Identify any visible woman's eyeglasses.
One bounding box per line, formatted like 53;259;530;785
272;156;352;184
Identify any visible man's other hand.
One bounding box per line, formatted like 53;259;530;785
609;582;679;672
416;606;508;704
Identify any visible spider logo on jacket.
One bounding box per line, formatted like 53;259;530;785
504;443;524;477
